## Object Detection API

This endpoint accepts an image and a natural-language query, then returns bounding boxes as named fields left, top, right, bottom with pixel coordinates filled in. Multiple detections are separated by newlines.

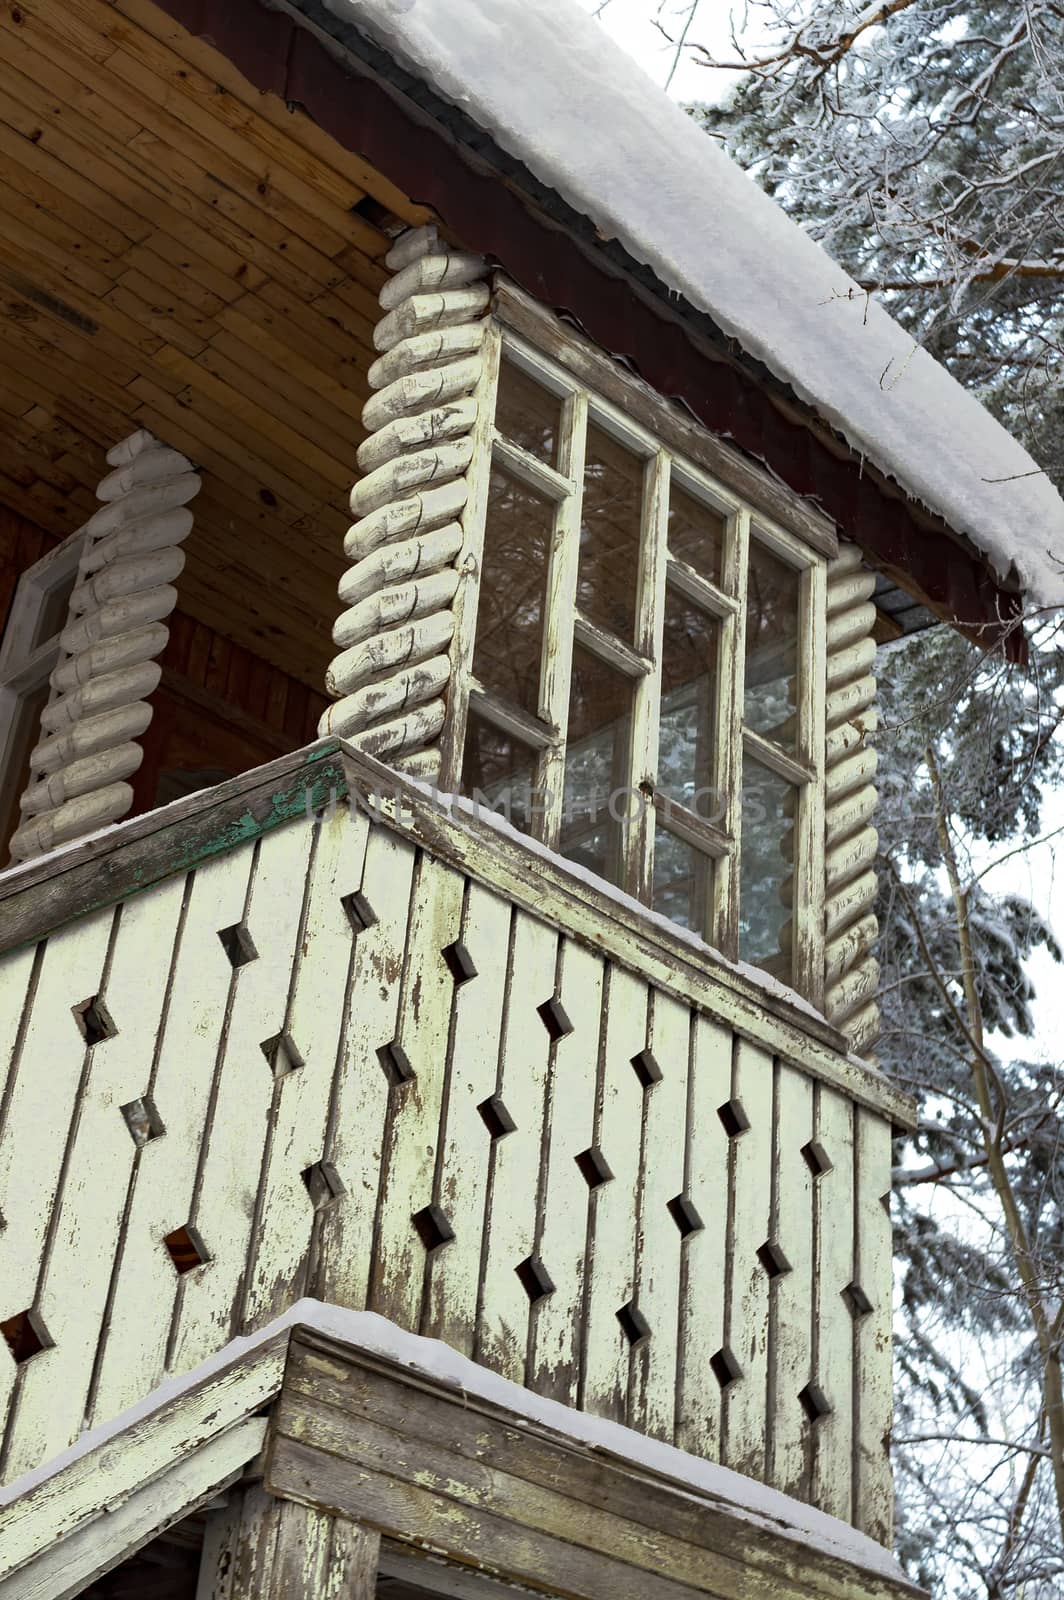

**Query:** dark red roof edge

left=156, top=0, right=1026, bottom=663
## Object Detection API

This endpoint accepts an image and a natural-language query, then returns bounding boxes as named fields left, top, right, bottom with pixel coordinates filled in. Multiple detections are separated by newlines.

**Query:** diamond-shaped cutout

left=72, top=994, right=116, bottom=1048
left=799, top=1381, right=833, bottom=1423
left=842, top=1281, right=874, bottom=1318
left=260, top=1031, right=304, bottom=1079
left=717, top=1098, right=750, bottom=1139
left=120, top=1095, right=165, bottom=1147
left=710, top=1346, right=742, bottom=1389
left=478, top=1094, right=516, bottom=1139
left=668, top=1193, right=704, bottom=1238
left=575, top=1146, right=613, bottom=1189
left=412, top=1204, right=454, bottom=1252
left=616, top=1301, right=651, bottom=1347
left=341, top=890, right=377, bottom=933
left=516, top=1255, right=555, bottom=1304
left=302, top=1161, right=346, bottom=1212
left=218, top=922, right=258, bottom=969
left=537, top=996, right=573, bottom=1041
left=378, top=1040, right=415, bottom=1087
left=163, top=1224, right=210, bottom=1275
left=630, top=1047, right=663, bottom=1089
left=1, top=1307, right=53, bottom=1365
left=801, top=1139, right=833, bottom=1178
left=757, top=1240, right=792, bottom=1279
left=443, top=940, right=478, bottom=984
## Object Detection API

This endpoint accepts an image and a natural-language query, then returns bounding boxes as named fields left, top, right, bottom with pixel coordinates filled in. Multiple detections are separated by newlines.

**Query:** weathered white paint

left=319, top=225, right=494, bottom=771
left=0, top=786, right=896, bottom=1536
left=823, top=544, right=880, bottom=1052
left=9, top=430, right=199, bottom=862
left=197, top=1484, right=379, bottom=1600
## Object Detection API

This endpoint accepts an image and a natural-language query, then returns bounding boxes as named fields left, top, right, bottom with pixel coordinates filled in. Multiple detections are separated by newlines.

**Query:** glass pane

left=652, top=824, right=713, bottom=937
left=745, top=538, right=801, bottom=748
left=739, top=756, right=796, bottom=982
left=473, top=467, right=552, bottom=716
left=31, top=570, right=78, bottom=649
left=2, top=680, right=50, bottom=862
left=495, top=359, right=562, bottom=466
left=668, top=483, right=726, bottom=587
left=460, top=712, right=538, bottom=835
left=577, top=423, right=644, bottom=643
left=658, top=591, right=722, bottom=823
left=560, top=646, right=633, bottom=887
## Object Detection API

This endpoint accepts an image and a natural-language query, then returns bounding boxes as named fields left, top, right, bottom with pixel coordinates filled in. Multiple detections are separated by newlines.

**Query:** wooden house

left=0, top=1, right=1062, bottom=1595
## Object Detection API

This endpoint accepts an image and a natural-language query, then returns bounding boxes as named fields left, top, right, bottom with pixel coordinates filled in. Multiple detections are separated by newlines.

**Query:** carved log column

left=196, top=1484, right=379, bottom=1600
left=823, top=542, right=880, bottom=1054
left=9, top=429, right=198, bottom=861
left=319, top=225, right=496, bottom=783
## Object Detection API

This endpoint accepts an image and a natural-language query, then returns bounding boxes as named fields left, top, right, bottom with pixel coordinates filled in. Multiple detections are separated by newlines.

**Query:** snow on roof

left=327, top=0, right=1064, bottom=607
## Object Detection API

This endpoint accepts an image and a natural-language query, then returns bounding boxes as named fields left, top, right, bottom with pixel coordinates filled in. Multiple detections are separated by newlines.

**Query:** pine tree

left=694, top=1, right=1064, bottom=486
left=670, top=5, right=1064, bottom=1587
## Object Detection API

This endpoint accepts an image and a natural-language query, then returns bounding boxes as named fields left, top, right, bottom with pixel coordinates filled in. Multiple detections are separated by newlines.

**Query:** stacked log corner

left=9, top=430, right=197, bottom=862
left=319, top=225, right=491, bottom=780
left=823, top=543, right=880, bottom=1054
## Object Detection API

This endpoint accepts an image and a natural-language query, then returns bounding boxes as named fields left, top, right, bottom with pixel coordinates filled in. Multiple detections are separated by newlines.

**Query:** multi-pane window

left=460, top=335, right=825, bottom=1001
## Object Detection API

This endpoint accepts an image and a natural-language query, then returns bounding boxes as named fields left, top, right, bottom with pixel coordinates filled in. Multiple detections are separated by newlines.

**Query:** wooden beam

left=0, top=1421, right=267, bottom=1600
left=196, top=1484, right=379, bottom=1600
left=264, top=1329, right=925, bottom=1600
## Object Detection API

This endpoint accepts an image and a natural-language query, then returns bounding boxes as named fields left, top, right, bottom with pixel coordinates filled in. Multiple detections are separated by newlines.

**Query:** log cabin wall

left=0, top=506, right=326, bottom=853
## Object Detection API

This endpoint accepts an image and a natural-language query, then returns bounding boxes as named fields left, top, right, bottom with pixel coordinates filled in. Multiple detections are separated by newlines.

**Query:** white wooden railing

left=0, top=741, right=908, bottom=1544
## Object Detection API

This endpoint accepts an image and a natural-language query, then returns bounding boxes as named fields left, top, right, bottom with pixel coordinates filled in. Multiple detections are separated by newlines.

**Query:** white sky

left=573, top=0, right=758, bottom=102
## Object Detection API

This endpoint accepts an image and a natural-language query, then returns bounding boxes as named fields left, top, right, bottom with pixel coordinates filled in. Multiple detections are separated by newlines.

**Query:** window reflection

left=668, top=484, right=726, bottom=587
left=739, top=756, right=795, bottom=981
left=460, top=712, right=538, bottom=834
left=578, top=424, right=644, bottom=642
left=473, top=468, right=552, bottom=716
left=653, top=824, right=713, bottom=936
left=658, top=591, right=720, bottom=821
left=745, top=539, right=800, bottom=749
left=560, top=646, right=632, bottom=887
left=495, top=360, right=562, bottom=465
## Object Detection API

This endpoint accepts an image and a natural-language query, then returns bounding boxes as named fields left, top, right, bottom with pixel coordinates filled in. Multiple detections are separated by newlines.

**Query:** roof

left=0, top=1299, right=920, bottom=1596
left=324, top=0, right=1064, bottom=610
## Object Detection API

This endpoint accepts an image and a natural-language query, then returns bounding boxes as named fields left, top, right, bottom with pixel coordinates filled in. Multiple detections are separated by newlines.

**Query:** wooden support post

left=196, top=1484, right=379, bottom=1600
left=319, top=224, right=497, bottom=781
left=9, top=429, right=199, bottom=862
left=822, top=542, right=880, bottom=1054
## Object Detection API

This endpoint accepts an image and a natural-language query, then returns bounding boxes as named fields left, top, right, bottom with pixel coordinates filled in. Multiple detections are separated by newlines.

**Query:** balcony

left=0, top=739, right=911, bottom=1544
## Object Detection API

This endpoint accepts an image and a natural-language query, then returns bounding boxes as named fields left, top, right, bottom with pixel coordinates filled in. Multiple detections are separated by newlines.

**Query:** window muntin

left=465, top=334, right=824, bottom=1000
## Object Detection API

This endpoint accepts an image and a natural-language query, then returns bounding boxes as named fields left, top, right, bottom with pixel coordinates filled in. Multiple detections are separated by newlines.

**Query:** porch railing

left=0, top=740, right=909, bottom=1543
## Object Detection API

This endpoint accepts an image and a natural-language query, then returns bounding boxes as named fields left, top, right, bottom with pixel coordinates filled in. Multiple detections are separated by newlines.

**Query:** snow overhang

left=316, top=0, right=1064, bottom=619
left=143, top=0, right=1055, bottom=655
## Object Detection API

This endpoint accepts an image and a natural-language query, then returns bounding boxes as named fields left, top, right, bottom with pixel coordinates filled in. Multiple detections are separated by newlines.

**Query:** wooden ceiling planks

left=0, top=0, right=431, bottom=690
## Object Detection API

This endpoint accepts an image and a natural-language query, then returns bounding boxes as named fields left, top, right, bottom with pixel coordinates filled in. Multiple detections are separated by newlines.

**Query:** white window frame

left=0, top=527, right=91, bottom=857
left=459, top=328, right=827, bottom=1005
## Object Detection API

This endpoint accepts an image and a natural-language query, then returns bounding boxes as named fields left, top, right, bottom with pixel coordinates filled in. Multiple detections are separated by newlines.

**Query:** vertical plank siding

left=0, top=801, right=894, bottom=1538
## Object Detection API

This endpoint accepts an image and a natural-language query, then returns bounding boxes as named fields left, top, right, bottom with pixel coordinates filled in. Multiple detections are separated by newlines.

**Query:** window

left=0, top=529, right=88, bottom=860
left=460, top=334, right=825, bottom=1001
